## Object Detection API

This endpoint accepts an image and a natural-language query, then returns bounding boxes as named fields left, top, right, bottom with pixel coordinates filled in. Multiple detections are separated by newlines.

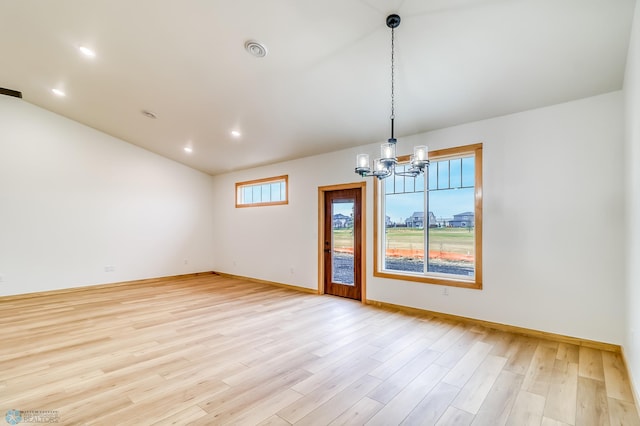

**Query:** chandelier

left=355, top=14, right=429, bottom=180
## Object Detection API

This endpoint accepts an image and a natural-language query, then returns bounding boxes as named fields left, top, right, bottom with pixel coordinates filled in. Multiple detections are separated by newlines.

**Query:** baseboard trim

left=213, top=271, right=318, bottom=294
left=366, top=299, right=621, bottom=353
left=0, top=271, right=216, bottom=302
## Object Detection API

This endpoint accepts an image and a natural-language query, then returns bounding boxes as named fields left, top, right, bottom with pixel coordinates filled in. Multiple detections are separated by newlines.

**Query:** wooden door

left=324, top=188, right=362, bottom=300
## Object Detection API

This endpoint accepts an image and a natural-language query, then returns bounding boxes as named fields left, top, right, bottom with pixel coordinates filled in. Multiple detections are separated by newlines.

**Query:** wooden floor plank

left=505, top=391, right=546, bottom=426
left=429, top=323, right=468, bottom=353
left=543, top=360, right=578, bottom=424
left=292, top=344, right=376, bottom=395
left=151, top=405, right=208, bottom=425
left=295, top=374, right=382, bottom=426
left=503, top=335, right=539, bottom=375
left=365, top=363, right=449, bottom=425
left=607, top=397, right=640, bottom=426
left=224, top=388, right=304, bottom=425
left=451, top=354, right=507, bottom=415
left=258, top=415, right=291, bottom=426
left=436, top=328, right=486, bottom=369
left=470, top=370, right=523, bottom=426
left=327, top=397, right=383, bottom=426
left=367, top=349, right=440, bottom=404
left=521, top=344, right=558, bottom=396
left=0, top=274, right=635, bottom=425
left=196, top=368, right=312, bottom=423
left=368, top=337, right=433, bottom=380
left=442, top=341, right=493, bottom=388
left=540, top=417, right=572, bottom=426
left=556, top=343, right=579, bottom=364
left=484, top=329, right=517, bottom=359
left=576, top=376, right=610, bottom=426
left=602, top=350, right=635, bottom=402
left=300, top=338, right=378, bottom=374
left=579, top=346, right=605, bottom=381
left=402, top=382, right=460, bottom=425
left=435, top=406, right=475, bottom=426
left=277, top=356, right=380, bottom=424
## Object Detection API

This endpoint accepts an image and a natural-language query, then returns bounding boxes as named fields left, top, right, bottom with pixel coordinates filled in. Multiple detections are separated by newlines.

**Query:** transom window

left=235, top=175, right=288, bottom=208
left=375, top=143, right=482, bottom=289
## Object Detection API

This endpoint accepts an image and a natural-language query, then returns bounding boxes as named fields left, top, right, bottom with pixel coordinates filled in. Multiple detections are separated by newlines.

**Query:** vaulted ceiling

left=1, top=0, right=635, bottom=175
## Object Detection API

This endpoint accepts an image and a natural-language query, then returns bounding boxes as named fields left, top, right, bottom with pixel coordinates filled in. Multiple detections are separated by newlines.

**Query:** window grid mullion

left=424, top=172, right=429, bottom=275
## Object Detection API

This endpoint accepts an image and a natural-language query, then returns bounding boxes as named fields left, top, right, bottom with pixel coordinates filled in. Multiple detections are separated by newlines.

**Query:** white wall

left=625, top=0, right=640, bottom=406
left=0, top=96, right=215, bottom=296
left=212, top=91, right=625, bottom=345
left=0, top=76, right=624, bottom=346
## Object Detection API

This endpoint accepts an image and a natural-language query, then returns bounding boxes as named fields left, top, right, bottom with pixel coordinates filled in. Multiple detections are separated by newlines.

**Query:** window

left=235, top=175, right=288, bottom=207
left=374, top=143, right=482, bottom=289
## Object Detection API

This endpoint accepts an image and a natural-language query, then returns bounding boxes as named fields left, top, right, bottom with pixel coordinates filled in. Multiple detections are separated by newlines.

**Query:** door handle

left=324, top=249, right=331, bottom=253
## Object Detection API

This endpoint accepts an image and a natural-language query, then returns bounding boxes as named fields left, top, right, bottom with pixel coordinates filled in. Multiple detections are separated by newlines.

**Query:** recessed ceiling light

left=184, top=147, right=193, bottom=153
left=51, top=88, right=66, bottom=97
left=78, top=46, right=96, bottom=58
left=141, top=110, right=157, bottom=119
left=231, top=130, right=241, bottom=138
left=244, top=40, right=268, bottom=58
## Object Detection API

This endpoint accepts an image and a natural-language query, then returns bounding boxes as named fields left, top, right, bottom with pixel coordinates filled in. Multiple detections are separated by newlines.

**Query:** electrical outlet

left=104, top=265, right=115, bottom=272
left=184, top=259, right=189, bottom=265
left=442, top=287, right=449, bottom=296
left=0, top=274, right=4, bottom=283
left=289, top=267, right=295, bottom=275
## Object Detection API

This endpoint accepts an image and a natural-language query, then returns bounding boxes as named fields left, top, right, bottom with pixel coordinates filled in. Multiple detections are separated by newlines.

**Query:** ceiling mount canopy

left=355, top=13, right=429, bottom=180
left=386, top=13, right=401, bottom=29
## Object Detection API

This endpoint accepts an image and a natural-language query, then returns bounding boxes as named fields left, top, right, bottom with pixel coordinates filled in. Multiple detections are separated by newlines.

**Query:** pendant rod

left=390, top=23, right=396, bottom=143
left=390, top=117, right=395, bottom=141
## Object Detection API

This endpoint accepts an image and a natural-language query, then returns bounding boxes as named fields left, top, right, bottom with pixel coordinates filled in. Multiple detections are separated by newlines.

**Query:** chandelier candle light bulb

left=381, top=143, right=395, bottom=160
left=357, top=153, right=370, bottom=170
left=414, top=146, right=428, bottom=161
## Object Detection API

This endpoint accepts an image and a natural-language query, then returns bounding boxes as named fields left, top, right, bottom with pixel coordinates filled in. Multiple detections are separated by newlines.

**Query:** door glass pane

left=332, top=199, right=354, bottom=285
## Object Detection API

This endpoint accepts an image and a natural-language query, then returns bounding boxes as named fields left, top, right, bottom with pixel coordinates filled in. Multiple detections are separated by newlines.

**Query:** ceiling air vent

left=0, top=87, right=23, bottom=98
left=244, top=40, right=267, bottom=58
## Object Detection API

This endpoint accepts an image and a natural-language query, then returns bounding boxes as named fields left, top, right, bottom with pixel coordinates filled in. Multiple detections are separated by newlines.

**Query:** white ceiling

left=1, top=0, right=635, bottom=175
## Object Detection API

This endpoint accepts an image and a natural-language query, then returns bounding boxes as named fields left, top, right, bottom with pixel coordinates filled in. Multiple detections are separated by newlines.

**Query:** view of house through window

left=331, top=201, right=355, bottom=285
left=377, top=144, right=482, bottom=287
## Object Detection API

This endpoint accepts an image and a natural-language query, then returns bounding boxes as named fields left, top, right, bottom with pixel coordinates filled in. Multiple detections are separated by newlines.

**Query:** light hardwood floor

left=1, top=274, right=638, bottom=425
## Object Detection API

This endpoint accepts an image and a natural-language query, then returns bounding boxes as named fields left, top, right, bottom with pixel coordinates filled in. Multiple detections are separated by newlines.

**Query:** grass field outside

left=332, top=227, right=475, bottom=273
left=333, top=227, right=473, bottom=255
